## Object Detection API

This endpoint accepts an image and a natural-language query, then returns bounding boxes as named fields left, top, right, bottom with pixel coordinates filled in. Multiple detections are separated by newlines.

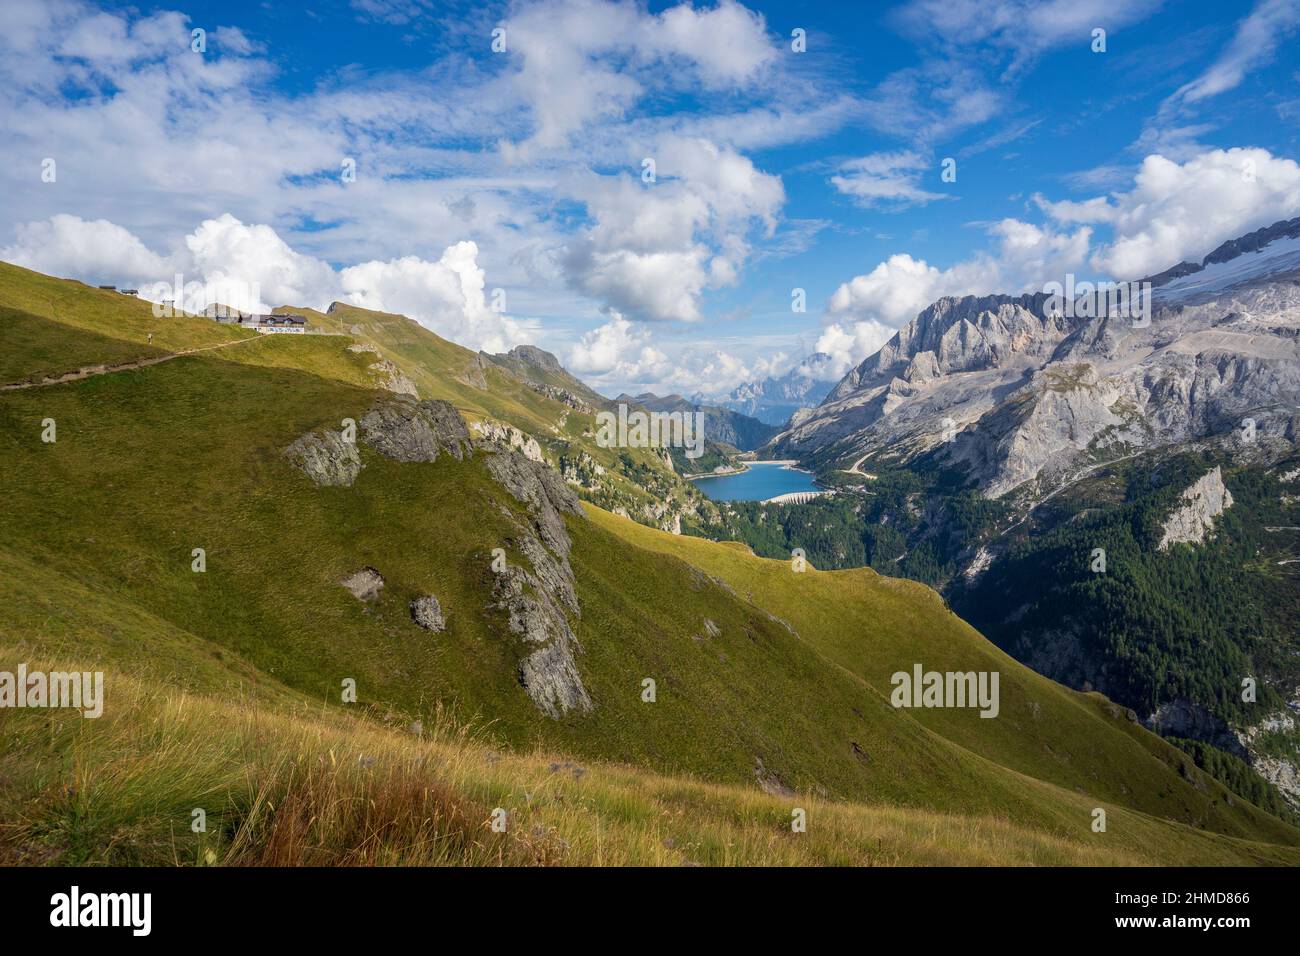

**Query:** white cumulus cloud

left=830, top=151, right=949, bottom=209
left=563, top=136, right=784, bottom=323
left=1087, top=148, right=1300, bottom=278
left=1, top=214, right=174, bottom=284
left=4, top=212, right=532, bottom=352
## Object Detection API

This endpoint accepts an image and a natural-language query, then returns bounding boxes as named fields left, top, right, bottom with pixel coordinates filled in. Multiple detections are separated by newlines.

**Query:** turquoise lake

left=690, top=461, right=821, bottom=502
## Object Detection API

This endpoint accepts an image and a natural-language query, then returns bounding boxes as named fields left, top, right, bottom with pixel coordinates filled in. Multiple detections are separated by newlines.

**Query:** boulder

left=341, top=567, right=385, bottom=601
left=410, top=595, right=446, bottom=632
left=283, top=428, right=362, bottom=487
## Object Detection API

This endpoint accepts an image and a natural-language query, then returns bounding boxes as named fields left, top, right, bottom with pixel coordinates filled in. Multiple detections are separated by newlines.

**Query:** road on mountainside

left=840, top=452, right=878, bottom=478
left=997, top=450, right=1147, bottom=538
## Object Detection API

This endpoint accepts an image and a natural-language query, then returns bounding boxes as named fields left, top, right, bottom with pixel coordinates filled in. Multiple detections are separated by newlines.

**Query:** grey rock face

left=1158, top=466, right=1234, bottom=550
left=1146, top=700, right=1247, bottom=758
left=368, top=359, right=418, bottom=397
left=472, top=420, right=544, bottom=462
left=773, top=272, right=1300, bottom=501
left=341, top=567, right=385, bottom=601
left=485, top=449, right=583, bottom=558
left=361, top=398, right=473, bottom=463
left=459, top=354, right=489, bottom=390
left=492, top=555, right=591, bottom=718
left=504, top=344, right=564, bottom=374
left=752, top=756, right=795, bottom=797
left=1237, top=709, right=1300, bottom=807
left=283, top=428, right=362, bottom=487
left=285, top=398, right=472, bottom=486
left=410, top=595, right=446, bottom=631
left=485, top=449, right=592, bottom=718
left=514, top=617, right=592, bottom=716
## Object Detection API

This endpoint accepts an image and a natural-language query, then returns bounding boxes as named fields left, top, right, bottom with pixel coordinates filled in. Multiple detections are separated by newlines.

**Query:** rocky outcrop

left=283, top=428, right=362, bottom=487
left=962, top=546, right=994, bottom=582
left=695, top=618, right=720, bottom=640
left=345, top=343, right=417, bottom=394
left=472, top=420, right=544, bottom=462
left=368, top=359, right=418, bottom=397
left=458, top=354, right=489, bottom=390
left=1235, top=709, right=1300, bottom=807
left=1250, top=755, right=1300, bottom=808
left=503, top=344, right=564, bottom=374
left=360, top=398, right=472, bottom=463
left=752, top=756, right=795, bottom=797
left=410, top=595, right=446, bottom=632
left=486, top=450, right=583, bottom=557
left=486, top=449, right=592, bottom=718
left=1158, top=466, right=1233, bottom=550
left=341, top=567, right=385, bottom=602
left=285, top=398, right=472, bottom=486
left=1145, top=699, right=1247, bottom=757
left=287, top=396, right=591, bottom=716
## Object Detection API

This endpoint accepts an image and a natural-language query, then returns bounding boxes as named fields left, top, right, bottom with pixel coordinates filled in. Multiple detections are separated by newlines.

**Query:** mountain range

left=612, top=391, right=779, bottom=452
left=720, top=352, right=838, bottom=426
left=4, top=256, right=1298, bottom=865
left=731, top=218, right=1300, bottom=809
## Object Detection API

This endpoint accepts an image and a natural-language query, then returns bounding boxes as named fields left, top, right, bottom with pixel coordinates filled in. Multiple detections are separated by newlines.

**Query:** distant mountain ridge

left=1144, top=216, right=1300, bottom=288
left=612, top=391, right=779, bottom=451
left=770, top=221, right=1300, bottom=499
left=742, top=221, right=1300, bottom=806
left=721, top=352, right=837, bottom=426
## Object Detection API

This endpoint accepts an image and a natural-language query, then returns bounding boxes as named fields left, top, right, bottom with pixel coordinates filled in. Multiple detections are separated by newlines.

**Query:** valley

left=708, top=220, right=1300, bottom=820
left=3, top=259, right=1298, bottom=866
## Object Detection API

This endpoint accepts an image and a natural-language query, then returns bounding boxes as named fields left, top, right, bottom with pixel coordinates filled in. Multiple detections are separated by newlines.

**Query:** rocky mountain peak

left=771, top=222, right=1300, bottom=501
left=827, top=293, right=1075, bottom=404
left=505, top=344, right=564, bottom=373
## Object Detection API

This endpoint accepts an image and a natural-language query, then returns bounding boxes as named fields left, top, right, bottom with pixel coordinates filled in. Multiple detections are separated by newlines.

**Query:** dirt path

left=0, top=335, right=264, bottom=392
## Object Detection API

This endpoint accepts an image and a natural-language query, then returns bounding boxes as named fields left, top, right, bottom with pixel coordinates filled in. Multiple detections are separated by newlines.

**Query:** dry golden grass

left=0, top=655, right=1230, bottom=867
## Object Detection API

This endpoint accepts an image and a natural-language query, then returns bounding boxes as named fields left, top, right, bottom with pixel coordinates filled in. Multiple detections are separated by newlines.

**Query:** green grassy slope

left=290, top=299, right=711, bottom=526
left=0, top=306, right=169, bottom=385
left=0, top=262, right=249, bottom=355
left=0, top=262, right=709, bottom=532
left=587, top=509, right=1300, bottom=845
left=2, top=262, right=1299, bottom=865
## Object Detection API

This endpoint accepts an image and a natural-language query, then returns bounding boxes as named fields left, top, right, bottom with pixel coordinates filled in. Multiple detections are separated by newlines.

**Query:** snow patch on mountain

left=1157, top=234, right=1300, bottom=302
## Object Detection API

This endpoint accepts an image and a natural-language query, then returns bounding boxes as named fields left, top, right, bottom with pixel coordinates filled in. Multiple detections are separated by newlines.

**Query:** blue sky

left=3, top=0, right=1299, bottom=398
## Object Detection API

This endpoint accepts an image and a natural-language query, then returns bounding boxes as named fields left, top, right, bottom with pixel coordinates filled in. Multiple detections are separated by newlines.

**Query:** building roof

left=241, top=313, right=307, bottom=325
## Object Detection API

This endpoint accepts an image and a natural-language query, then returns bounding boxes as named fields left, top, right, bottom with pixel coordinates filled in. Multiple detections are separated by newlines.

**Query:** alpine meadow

left=2, top=0, right=1300, bottom=938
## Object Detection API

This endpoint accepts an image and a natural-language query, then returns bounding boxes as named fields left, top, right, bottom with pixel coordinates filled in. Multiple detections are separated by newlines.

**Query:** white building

left=242, top=314, right=307, bottom=334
